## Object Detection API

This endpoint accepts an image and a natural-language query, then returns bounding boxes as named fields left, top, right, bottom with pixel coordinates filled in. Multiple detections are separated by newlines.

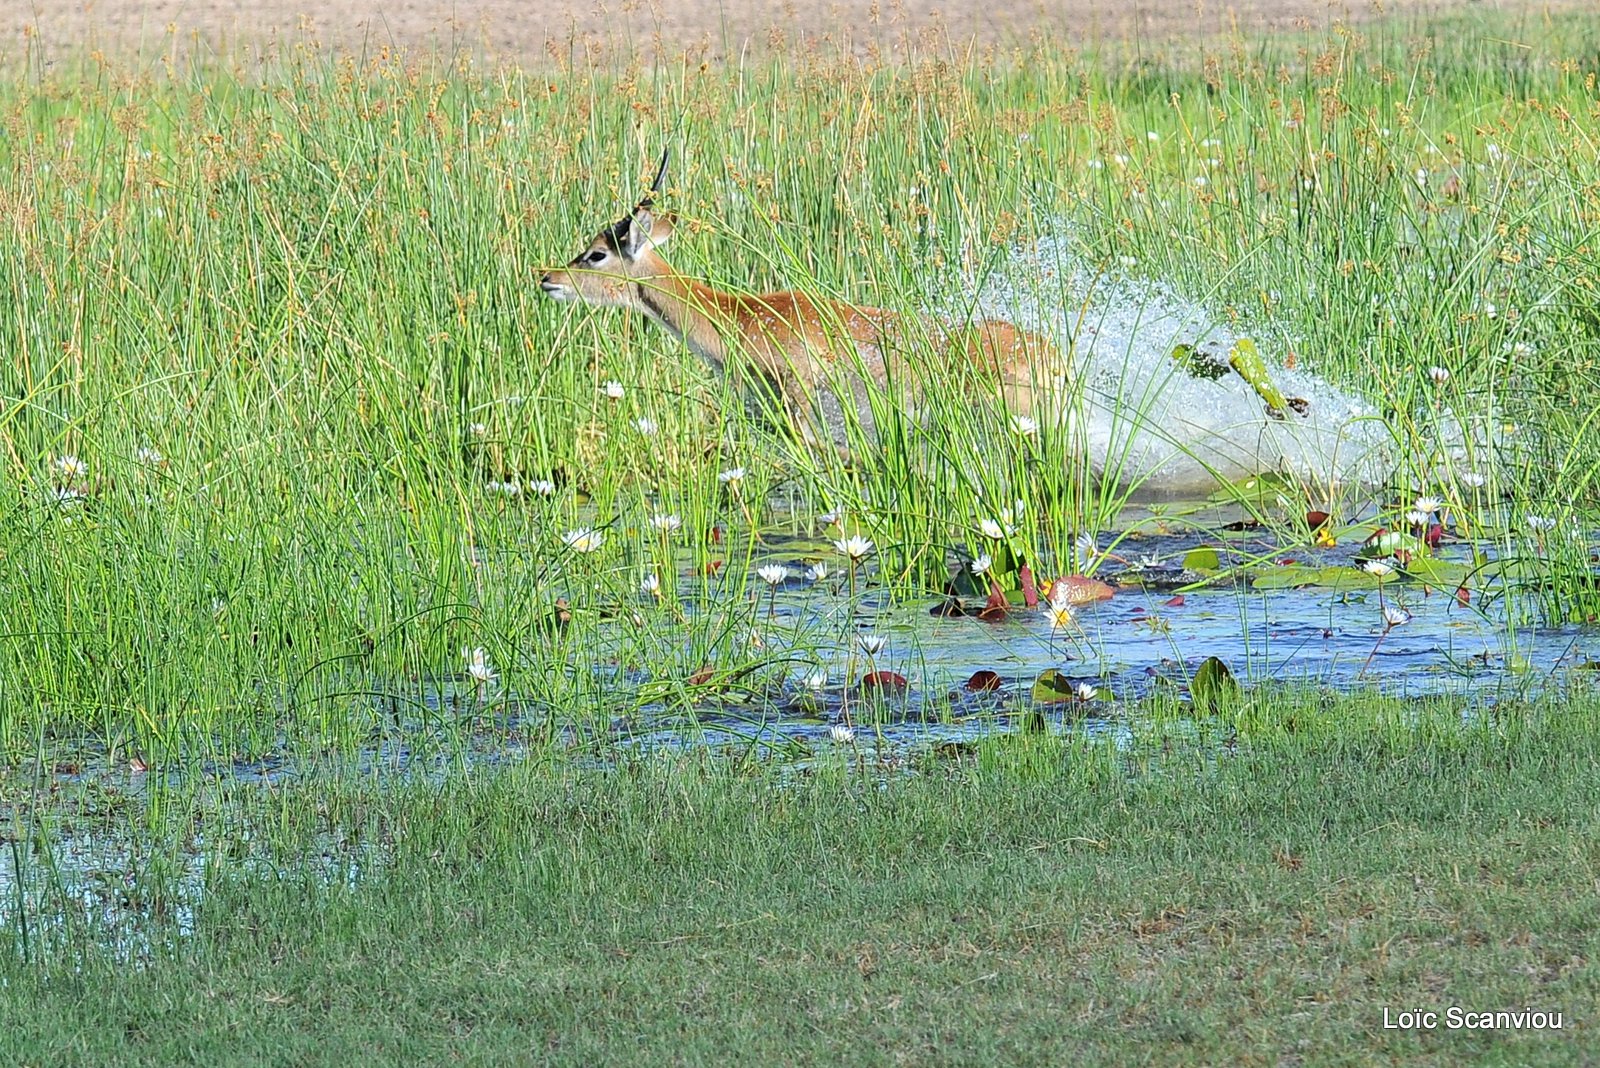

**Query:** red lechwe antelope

left=539, top=151, right=1064, bottom=452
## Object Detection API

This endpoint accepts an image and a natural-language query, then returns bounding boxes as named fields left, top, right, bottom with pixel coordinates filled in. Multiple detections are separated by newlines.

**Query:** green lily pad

left=1229, top=338, right=1293, bottom=417
left=1251, top=565, right=1319, bottom=590
left=1182, top=546, right=1222, bottom=571
left=1402, top=558, right=1472, bottom=587
left=1253, top=565, right=1382, bottom=590
left=1356, top=531, right=1426, bottom=559
left=1171, top=343, right=1231, bottom=381
left=1031, top=668, right=1077, bottom=704
left=1206, top=470, right=1298, bottom=505
left=1191, top=656, right=1241, bottom=715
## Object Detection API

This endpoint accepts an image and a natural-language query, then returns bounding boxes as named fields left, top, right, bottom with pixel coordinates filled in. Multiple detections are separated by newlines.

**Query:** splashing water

left=970, top=228, right=1393, bottom=496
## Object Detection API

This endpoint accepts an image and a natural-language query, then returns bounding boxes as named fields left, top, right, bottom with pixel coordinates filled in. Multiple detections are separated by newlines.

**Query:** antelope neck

left=630, top=268, right=733, bottom=369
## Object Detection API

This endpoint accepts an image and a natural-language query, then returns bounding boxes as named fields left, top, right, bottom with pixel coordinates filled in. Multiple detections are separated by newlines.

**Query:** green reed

left=0, top=10, right=1596, bottom=754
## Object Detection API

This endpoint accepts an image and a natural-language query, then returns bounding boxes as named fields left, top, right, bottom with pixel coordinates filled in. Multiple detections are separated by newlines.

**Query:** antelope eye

left=584, top=250, right=608, bottom=264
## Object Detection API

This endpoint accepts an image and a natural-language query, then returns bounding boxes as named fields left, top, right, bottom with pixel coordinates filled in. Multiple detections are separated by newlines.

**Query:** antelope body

left=540, top=154, right=1062, bottom=450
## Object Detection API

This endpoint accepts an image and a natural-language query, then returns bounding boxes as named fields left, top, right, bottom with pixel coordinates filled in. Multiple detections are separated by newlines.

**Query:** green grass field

left=2, top=8, right=1600, bottom=1064
left=4, top=691, right=1599, bottom=1065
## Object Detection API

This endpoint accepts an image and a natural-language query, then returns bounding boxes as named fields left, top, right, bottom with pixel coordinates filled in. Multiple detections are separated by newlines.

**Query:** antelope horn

left=638, top=147, right=670, bottom=211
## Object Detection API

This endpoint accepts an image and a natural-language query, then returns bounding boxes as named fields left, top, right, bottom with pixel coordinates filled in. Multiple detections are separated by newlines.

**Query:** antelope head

left=540, top=149, right=677, bottom=310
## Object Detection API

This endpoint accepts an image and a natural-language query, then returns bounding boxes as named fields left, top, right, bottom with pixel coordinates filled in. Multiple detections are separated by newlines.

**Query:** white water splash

left=970, top=229, right=1394, bottom=495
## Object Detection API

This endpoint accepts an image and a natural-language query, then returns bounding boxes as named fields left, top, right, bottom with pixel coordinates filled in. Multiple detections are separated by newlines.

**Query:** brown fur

left=540, top=207, right=1060, bottom=443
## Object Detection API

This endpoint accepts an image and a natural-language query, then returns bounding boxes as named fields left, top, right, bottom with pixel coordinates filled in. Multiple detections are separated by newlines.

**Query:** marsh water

left=5, top=236, right=1598, bottom=956
left=5, top=496, right=1598, bottom=958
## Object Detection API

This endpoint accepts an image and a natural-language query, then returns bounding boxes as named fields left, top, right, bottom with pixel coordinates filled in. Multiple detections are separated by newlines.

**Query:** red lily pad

left=1165, top=594, right=1186, bottom=607
left=978, top=582, right=1012, bottom=622
left=1044, top=575, right=1114, bottom=605
left=964, top=669, right=1003, bottom=692
left=862, top=671, right=908, bottom=693
left=1019, top=564, right=1039, bottom=608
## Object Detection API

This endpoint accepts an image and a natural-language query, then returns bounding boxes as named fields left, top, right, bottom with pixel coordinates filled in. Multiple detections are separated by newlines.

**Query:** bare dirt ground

left=0, top=0, right=1576, bottom=63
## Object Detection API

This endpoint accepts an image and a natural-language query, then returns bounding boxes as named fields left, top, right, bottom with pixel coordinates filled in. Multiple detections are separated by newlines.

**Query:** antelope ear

left=623, top=208, right=674, bottom=258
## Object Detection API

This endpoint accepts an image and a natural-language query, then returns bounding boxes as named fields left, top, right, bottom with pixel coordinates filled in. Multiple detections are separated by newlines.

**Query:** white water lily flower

left=829, top=724, right=856, bottom=743
left=978, top=518, right=1008, bottom=540
left=803, top=670, right=828, bottom=692
left=1460, top=472, right=1486, bottom=489
left=640, top=572, right=661, bottom=596
left=969, top=554, right=993, bottom=576
left=462, top=646, right=497, bottom=686
left=562, top=528, right=604, bottom=553
left=650, top=513, right=683, bottom=534
left=1011, top=414, right=1039, bottom=437
left=53, top=454, right=87, bottom=481
left=819, top=509, right=844, bottom=527
left=1045, top=603, right=1075, bottom=631
left=468, top=422, right=488, bottom=439
left=1074, top=532, right=1098, bottom=569
left=51, top=485, right=87, bottom=505
left=1075, top=682, right=1098, bottom=700
left=530, top=479, right=557, bottom=497
left=1362, top=559, right=1395, bottom=577
left=1382, top=604, right=1412, bottom=628
left=806, top=561, right=830, bottom=583
left=1427, top=366, right=1450, bottom=385
left=601, top=380, right=625, bottom=400
left=1405, top=510, right=1430, bottom=528
left=1413, top=496, right=1442, bottom=514
left=135, top=446, right=165, bottom=466
left=834, top=536, right=874, bottom=562
left=757, top=564, right=788, bottom=586
left=856, top=634, right=886, bottom=657
left=717, top=467, right=746, bottom=486
left=1526, top=515, right=1557, bottom=532
left=633, top=417, right=658, bottom=436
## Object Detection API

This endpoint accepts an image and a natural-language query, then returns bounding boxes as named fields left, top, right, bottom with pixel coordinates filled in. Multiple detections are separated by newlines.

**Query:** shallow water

left=4, top=502, right=1595, bottom=955
left=615, top=512, right=1597, bottom=750
left=0, top=814, right=373, bottom=963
